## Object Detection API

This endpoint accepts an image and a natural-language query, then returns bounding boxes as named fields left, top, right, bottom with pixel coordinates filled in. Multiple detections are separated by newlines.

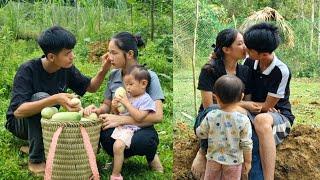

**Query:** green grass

left=173, top=69, right=320, bottom=127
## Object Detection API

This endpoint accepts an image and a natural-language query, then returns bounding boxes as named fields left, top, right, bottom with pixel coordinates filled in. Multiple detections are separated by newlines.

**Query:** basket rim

left=41, top=118, right=102, bottom=127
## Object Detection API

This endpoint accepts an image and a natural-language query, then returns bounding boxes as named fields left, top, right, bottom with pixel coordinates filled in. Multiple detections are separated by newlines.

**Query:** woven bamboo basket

left=41, top=118, right=101, bottom=180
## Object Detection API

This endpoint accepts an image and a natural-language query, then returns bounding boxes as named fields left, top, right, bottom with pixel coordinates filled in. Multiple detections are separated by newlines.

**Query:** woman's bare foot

left=191, top=149, right=206, bottom=180
left=149, top=154, right=164, bottom=173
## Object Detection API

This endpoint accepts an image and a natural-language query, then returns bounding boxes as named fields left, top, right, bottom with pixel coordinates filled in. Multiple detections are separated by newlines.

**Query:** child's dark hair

left=244, top=22, right=280, bottom=53
left=214, top=75, right=244, bottom=104
left=203, top=28, right=239, bottom=72
left=112, top=32, right=145, bottom=60
left=127, top=64, right=151, bottom=89
left=37, top=26, right=76, bottom=57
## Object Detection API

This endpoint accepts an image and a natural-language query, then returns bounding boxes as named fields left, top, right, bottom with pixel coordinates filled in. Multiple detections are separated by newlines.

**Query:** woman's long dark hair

left=112, top=32, right=145, bottom=60
left=203, top=28, right=239, bottom=72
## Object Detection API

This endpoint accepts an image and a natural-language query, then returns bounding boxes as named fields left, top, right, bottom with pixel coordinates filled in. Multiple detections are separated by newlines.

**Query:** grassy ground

left=173, top=68, right=320, bottom=126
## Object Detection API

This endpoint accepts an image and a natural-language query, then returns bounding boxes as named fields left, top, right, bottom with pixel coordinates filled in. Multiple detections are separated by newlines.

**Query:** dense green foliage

left=0, top=0, right=172, bottom=179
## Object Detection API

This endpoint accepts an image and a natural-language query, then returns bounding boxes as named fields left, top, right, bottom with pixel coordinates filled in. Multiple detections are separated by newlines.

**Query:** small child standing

left=196, top=75, right=252, bottom=180
left=110, top=65, right=156, bottom=180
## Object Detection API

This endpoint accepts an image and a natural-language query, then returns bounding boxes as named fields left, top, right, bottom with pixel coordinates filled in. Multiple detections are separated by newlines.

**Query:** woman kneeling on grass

left=84, top=32, right=164, bottom=179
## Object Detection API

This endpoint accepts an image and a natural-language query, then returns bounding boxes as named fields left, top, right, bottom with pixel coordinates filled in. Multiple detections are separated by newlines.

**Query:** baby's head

left=214, top=75, right=244, bottom=105
left=123, top=65, right=151, bottom=97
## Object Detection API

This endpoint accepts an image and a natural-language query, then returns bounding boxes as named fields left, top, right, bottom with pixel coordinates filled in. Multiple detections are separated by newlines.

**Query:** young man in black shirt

left=243, top=23, right=294, bottom=180
left=6, top=26, right=111, bottom=174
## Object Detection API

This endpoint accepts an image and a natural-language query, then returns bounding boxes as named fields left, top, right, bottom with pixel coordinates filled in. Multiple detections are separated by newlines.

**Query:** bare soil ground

left=88, top=41, right=108, bottom=63
left=173, top=122, right=320, bottom=180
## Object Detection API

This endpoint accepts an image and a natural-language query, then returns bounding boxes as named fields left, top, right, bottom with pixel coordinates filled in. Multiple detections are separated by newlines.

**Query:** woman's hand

left=268, top=107, right=280, bottom=113
left=111, top=99, right=119, bottom=109
left=110, top=99, right=120, bottom=114
left=99, top=113, right=122, bottom=130
left=84, top=104, right=99, bottom=116
left=201, top=91, right=214, bottom=109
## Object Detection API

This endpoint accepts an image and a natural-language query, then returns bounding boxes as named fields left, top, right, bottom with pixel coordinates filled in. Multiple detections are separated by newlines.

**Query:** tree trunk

left=150, top=0, right=155, bottom=41
left=310, top=0, right=315, bottom=51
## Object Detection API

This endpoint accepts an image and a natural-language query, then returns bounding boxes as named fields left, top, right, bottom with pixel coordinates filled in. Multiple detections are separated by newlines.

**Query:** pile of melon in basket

left=40, top=96, right=98, bottom=122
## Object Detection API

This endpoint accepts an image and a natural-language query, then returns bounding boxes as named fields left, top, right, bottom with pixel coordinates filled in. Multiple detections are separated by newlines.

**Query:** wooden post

left=310, top=0, right=315, bottom=51
left=192, top=0, right=199, bottom=116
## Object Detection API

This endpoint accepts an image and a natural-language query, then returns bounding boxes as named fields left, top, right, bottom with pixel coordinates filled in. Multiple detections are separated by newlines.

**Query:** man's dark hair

left=244, top=22, right=280, bottom=53
left=214, top=75, right=244, bottom=104
left=127, top=64, right=151, bottom=89
left=37, top=26, right=76, bottom=57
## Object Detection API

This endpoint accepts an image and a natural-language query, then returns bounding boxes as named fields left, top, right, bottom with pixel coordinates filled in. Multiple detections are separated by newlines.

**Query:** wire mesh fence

left=174, top=0, right=320, bottom=76
left=174, top=0, right=237, bottom=69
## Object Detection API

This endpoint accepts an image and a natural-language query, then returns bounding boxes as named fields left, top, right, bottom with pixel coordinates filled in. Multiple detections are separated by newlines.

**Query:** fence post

left=192, top=0, right=199, bottom=116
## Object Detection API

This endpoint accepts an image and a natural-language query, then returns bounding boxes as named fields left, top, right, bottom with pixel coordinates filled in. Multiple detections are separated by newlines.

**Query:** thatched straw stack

left=240, top=7, right=295, bottom=48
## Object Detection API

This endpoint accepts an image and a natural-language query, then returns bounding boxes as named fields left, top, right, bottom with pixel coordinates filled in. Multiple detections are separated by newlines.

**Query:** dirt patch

left=174, top=122, right=320, bottom=180
left=88, top=41, right=109, bottom=63
left=276, top=124, right=320, bottom=179
left=173, top=122, right=199, bottom=180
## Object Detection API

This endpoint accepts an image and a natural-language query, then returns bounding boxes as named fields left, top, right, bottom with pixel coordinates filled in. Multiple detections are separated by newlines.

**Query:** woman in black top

left=191, top=28, right=260, bottom=179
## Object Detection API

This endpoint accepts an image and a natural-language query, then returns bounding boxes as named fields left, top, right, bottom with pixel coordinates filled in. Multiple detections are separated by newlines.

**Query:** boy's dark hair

left=244, top=22, right=280, bottom=53
left=37, top=26, right=76, bottom=57
left=214, top=75, right=244, bottom=104
left=127, top=64, right=151, bottom=89
left=112, top=32, right=145, bottom=60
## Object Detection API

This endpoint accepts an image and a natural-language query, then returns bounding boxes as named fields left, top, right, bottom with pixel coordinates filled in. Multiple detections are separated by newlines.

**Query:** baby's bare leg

left=112, top=140, right=126, bottom=176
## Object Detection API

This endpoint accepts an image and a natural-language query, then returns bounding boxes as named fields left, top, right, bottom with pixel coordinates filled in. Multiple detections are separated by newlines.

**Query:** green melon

left=51, top=112, right=81, bottom=121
